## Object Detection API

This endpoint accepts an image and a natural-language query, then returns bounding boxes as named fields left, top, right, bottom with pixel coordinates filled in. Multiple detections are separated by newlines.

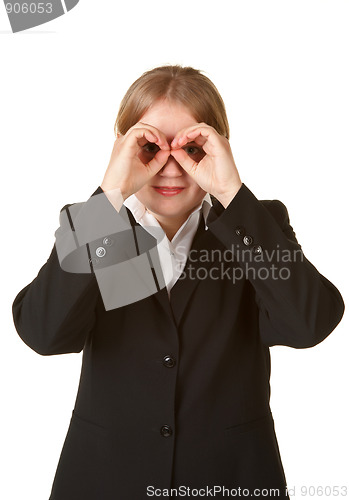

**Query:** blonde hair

left=115, top=65, right=230, bottom=139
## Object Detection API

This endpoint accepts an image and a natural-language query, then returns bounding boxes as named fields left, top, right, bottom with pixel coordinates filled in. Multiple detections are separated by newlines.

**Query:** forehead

left=139, top=100, right=198, bottom=139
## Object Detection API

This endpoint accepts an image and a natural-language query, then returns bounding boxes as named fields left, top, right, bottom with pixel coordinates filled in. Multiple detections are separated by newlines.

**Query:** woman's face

left=134, top=100, right=207, bottom=224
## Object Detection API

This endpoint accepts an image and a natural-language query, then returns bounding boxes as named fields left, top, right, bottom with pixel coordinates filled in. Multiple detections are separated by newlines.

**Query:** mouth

left=152, top=186, right=185, bottom=197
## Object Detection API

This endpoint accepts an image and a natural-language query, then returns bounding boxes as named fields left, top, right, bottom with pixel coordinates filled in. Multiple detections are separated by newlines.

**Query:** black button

left=163, top=355, right=176, bottom=368
left=252, top=245, right=262, bottom=254
left=160, top=425, right=173, bottom=437
left=235, top=226, right=245, bottom=236
left=243, top=235, right=253, bottom=246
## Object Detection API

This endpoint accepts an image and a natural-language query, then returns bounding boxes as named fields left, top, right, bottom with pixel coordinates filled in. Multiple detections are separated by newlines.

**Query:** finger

left=170, top=149, right=199, bottom=177
left=124, top=128, right=161, bottom=156
left=131, top=123, right=170, bottom=150
left=184, top=127, right=217, bottom=146
left=146, top=149, right=171, bottom=176
left=129, top=127, right=158, bottom=144
left=180, top=128, right=221, bottom=157
left=171, top=134, right=207, bottom=150
left=185, top=135, right=207, bottom=147
left=171, top=123, right=211, bottom=148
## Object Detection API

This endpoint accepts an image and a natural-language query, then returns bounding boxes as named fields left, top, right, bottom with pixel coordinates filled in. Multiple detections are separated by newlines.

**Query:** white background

left=1, top=1, right=348, bottom=499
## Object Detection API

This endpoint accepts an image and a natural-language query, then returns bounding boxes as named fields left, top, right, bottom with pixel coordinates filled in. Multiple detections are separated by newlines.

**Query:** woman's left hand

left=170, top=124, right=242, bottom=208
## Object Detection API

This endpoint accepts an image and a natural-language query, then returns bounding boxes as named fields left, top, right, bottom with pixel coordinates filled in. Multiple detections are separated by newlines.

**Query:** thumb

left=146, top=149, right=171, bottom=176
left=170, top=149, right=198, bottom=177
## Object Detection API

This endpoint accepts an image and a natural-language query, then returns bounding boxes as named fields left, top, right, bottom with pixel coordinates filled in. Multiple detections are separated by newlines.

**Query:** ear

left=116, top=132, right=122, bottom=139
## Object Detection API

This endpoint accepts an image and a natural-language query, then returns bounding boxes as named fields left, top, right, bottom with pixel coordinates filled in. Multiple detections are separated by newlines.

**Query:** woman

left=12, top=65, right=345, bottom=499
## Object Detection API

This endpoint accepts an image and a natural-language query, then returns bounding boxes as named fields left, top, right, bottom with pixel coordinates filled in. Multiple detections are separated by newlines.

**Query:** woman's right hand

left=100, top=123, right=170, bottom=200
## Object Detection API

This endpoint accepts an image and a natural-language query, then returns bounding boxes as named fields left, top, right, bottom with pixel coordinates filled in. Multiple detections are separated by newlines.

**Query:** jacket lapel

left=168, top=213, right=222, bottom=326
left=124, top=207, right=175, bottom=322
left=124, top=201, right=225, bottom=327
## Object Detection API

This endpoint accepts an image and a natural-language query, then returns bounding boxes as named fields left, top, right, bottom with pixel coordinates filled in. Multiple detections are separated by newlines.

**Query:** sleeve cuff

left=207, top=183, right=301, bottom=261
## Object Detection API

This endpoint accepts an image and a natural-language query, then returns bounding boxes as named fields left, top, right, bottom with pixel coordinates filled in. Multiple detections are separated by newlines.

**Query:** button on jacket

left=12, top=183, right=345, bottom=500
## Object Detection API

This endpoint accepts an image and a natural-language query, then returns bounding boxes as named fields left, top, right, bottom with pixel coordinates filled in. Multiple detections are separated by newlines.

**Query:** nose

left=159, top=155, right=183, bottom=177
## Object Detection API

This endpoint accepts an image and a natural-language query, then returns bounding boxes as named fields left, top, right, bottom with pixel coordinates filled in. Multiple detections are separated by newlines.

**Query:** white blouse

left=123, top=193, right=212, bottom=297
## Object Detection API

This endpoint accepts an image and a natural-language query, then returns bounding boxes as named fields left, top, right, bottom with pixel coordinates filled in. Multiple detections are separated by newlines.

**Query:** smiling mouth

left=153, top=186, right=185, bottom=196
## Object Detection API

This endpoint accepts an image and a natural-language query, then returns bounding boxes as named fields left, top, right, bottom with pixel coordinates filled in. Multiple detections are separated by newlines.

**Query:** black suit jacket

left=12, top=183, right=345, bottom=499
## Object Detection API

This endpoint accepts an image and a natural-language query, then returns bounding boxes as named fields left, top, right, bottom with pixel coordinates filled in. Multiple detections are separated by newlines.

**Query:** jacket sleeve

left=12, top=244, right=100, bottom=356
left=12, top=186, right=163, bottom=356
left=207, top=183, right=345, bottom=348
left=11, top=187, right=109, bottom=356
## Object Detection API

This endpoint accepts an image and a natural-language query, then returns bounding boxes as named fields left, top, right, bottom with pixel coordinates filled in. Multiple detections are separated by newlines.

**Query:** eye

left=138, top=142, right=161, bottom=165
left=143, top=142, right=160, bottom=154
left=183, top=145, right=201, bottom=155
left=182, top=144, right=206, bottom=161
